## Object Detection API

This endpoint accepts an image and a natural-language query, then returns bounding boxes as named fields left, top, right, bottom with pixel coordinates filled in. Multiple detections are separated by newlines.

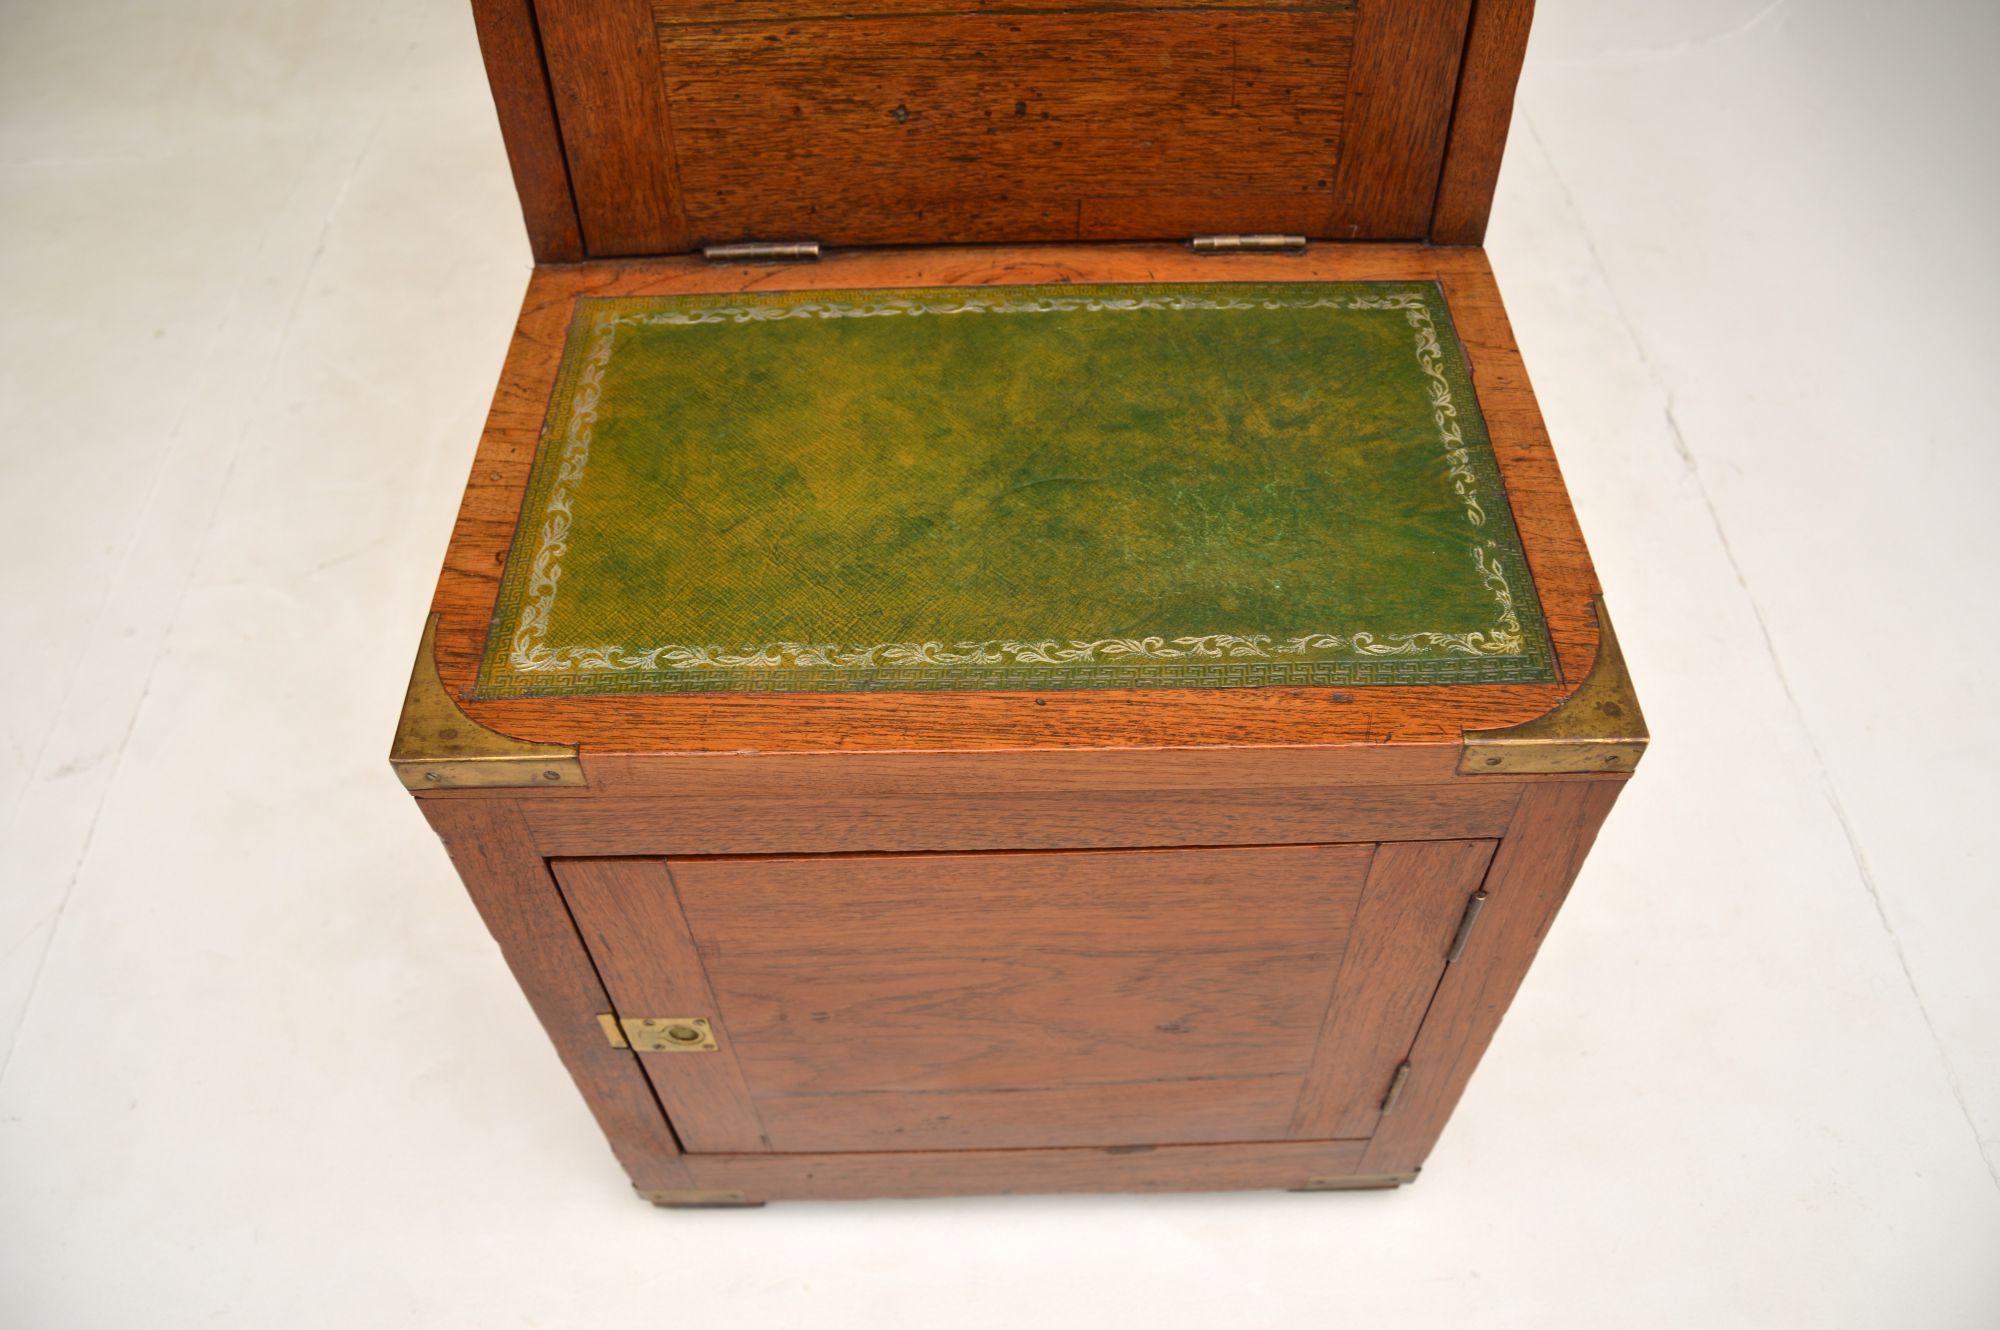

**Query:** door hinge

left=1379, top=1061, right=1412, bottom=1114
left=1190, top=234, right=1306, bottom=254
left=702, top=240, right=821, bottom=263
left=599, top=1014, right=718, bottom=1052
left=1445, top=888, right=1489, bottom=963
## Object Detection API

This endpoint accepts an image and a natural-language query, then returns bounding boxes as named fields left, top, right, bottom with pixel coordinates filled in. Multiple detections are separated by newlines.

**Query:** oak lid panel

left=528, top=0, right=1475, bottom=254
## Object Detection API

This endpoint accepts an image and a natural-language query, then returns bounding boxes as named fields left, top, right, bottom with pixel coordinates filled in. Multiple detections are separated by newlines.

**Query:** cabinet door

left=555, top=840, right=1491, bottom=1154
left=530, top=0, right=1474, bottom=253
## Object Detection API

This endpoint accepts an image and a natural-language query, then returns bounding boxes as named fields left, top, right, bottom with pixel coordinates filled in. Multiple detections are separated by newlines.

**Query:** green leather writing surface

left=476, top=282, right=1554, bottom=697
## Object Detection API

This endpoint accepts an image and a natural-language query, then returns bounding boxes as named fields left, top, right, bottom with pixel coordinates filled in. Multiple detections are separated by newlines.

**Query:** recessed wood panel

left=669, top=845, right=1367, bottom=1151
left=658, top=9, right=1353, bottom=247
left=684, top=914, right=1362, bottom=1096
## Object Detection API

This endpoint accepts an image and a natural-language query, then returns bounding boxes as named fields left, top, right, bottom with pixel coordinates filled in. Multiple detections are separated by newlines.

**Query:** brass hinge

left=1190, top=234, right=1306, bottom=254
left=601, top=1015, right=718, bottom=1052
left=1445, top=889, right=1489, bottom=963
left=702, top=240, right=821, bottom=263
left=1461, top=596, right=1648, bottom=776
left=389, top=613, right=584, bottom=790
left=1379, top=1061, right=1412, bottom=1114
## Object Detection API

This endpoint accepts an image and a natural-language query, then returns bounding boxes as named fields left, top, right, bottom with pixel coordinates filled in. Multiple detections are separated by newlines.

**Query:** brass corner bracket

left=638, top=1188, right=762, bottom=1209
left=1460, top=597, right=1648, bottom=776
left=389, top=613, right=584, bottom=791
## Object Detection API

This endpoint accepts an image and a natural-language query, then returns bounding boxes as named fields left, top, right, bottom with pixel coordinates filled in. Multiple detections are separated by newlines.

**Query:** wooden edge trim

left=670, top=1138, right=1374, bottom=1203
left=391, top=612, right=585, bottom=790
left=1429, top=0, right=1535, bottom=246
left=640, top=1170, right=1418, bottom=1206
left=1459, top=596, right=1646, bottom=776
left=470, top=0, right=586, bottom=262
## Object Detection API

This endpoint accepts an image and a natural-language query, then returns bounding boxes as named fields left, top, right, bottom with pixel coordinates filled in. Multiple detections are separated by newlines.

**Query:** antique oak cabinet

left=393, top=0, right=1646, bottom=1205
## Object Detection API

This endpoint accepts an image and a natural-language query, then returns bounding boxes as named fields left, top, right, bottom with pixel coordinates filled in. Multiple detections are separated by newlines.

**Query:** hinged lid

left=411, top=242, right=1622, bottom=760
left=471, top=0, right=1535, bottom=261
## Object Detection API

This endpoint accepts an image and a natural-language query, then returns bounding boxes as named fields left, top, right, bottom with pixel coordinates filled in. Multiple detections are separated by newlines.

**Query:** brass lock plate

left=619, top=1017, right=718, bottom=1053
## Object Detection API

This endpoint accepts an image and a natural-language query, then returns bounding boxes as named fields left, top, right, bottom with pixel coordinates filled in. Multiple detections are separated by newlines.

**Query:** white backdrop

left=2, top=1, right=1996, bottom=1325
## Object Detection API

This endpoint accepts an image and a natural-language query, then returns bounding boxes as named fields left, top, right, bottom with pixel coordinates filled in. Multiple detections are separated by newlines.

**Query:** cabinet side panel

left=419, top=798, right=688, bottom=1189
left=1326, top=0, right=1472, bottom=236
left=1358, top=779, right=1625, bottom=1175
left=470, top=0, right=585, bottom=261
left=532, top=0, right=690, bottom=254
left=1429, top=0, right=1534, bottom=245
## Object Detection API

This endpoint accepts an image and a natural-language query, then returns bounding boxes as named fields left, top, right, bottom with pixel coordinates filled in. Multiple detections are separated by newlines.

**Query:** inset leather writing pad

left=478, top=281, right=1554, bottom=697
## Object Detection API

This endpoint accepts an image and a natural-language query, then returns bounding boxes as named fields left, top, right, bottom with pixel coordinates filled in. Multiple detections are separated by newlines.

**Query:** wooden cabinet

left=556, top=841, right=1492, bottom=1154
left=400, top=0, right=1645, bottom=1204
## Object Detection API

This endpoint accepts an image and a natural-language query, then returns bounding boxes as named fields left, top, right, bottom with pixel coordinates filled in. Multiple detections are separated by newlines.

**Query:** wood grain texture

left=1290, top=838, right=1496, bottom=1138
left=418, top=801, right=688, bottom=1189
left=518, top=782, right=1522, bottom=857
left=1430, top=0, right=1535, bottom=245
left=672, top=845, right=1369, bottom=1090
left=531, top=0, right=689, bottom=255
left=656, top=8, right=1353, bottom=248
left=1358, top=780, right=1624, bottom=1175
left=594, top=845, right=1372, bottom=1152
left=659, top=0, right=1354, bottom=17
left=552, top=858, right=771, bottom=1152
left=517, top=1, right=1476, bottom=250
left=427, top=243, right=1603, bottom=758
left=753, top=1078, right=1309, bottom=1152
left=678, top=1138, right=1372, bottom=1201
left=570, top=747, right=1477, bottom=797
left=1324, top=0, right=1472, bottom=237
left=470, top=0, right=584, bottom=261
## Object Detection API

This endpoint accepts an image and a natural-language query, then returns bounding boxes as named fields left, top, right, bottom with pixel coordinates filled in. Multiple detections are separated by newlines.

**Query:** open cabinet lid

left=472, top=0, right=1535, bottom=261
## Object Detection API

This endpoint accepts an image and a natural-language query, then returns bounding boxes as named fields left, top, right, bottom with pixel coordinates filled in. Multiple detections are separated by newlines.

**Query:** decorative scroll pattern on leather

left=476, top=281, right=1555, bottom=697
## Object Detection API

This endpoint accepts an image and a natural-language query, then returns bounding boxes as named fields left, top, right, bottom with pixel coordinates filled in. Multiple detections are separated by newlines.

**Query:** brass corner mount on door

left=1460, top=597, right=1648, bottom=776
left=390, top=613, right=584, bottom=791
